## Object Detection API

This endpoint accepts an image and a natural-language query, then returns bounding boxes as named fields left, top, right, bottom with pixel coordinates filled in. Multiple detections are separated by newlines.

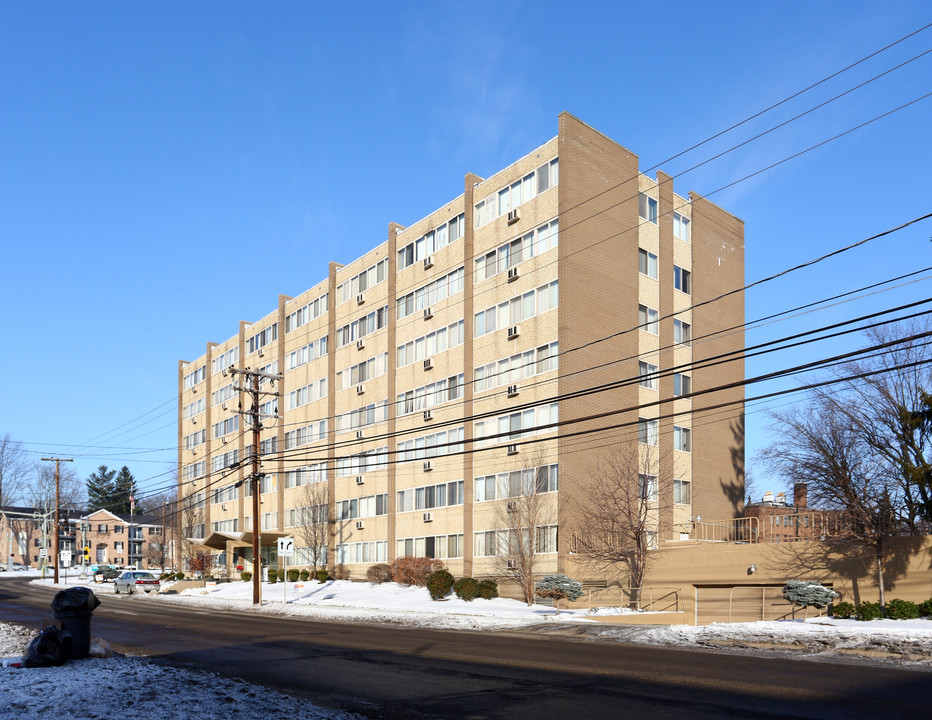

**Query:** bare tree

left=28, top=462, right=84, bottom=512
left=179, top=490, right=206, bottom=573
left=293, top=480, right=330, bottom=571
left=571, top=443, right=670, bottom=601
left=486, top=447, right=560, bottom=606
left=0, top=433, right=29, bottom=507
left=762, top=396, right=898, bottom=605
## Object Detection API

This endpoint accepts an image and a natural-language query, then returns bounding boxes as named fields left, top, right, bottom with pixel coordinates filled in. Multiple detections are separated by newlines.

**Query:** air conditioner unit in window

left=423, top=358, right=433, bottom=371
left=423, top=461, right=433, bottom=472
left=355, top=430, right=364, bottom=440
left=356, top=293, right=366, bottom=305
left=507, top=267, right=519, bottom=282
left=507, top=208, right=521, bottom=224
left=221, top=403, right=228, bottom=411
left=506, top=560, right=517, bottom=570
left=423, top=307, right=433, bottom=320
left=507, top=444, right=519, bottom=455
left=423, top=410, right=433, bottom=421
left=355, top=520, right=365, bottom=530
left=356, top=339, right=365, bottom=350
left=221, top=437, right=228, bottom=445
left=258, top=349, right=264, bottom=358
left=423, top=256, right=433, bottom=269
left=191, top=417, right=196, bottom=424
left=423, top=512, right=433, bottom=522
left=507, top=325, right=520, bottom=340
left=355, top=476, right=365, bottom=485
left=507, top=384, right=519, bottom=397
left=221, top=504, right=227, bottom=511
left=356, top=384, right=365, bottom=395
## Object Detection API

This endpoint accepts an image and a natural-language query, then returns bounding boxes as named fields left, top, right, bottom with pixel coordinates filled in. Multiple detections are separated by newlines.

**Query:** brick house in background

left=81, top=509, right=168, bottom=569
left=743, top=482, right=845, bottom=542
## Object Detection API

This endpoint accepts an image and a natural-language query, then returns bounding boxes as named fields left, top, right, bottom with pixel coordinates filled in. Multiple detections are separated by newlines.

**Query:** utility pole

left=41, top=457, right=72, bottom=585
left=225, top=365, right=281, bottom=605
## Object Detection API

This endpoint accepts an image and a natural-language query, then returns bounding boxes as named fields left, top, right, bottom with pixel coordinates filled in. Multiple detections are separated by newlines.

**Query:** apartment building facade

left=177, top=113, right=745, bottom=583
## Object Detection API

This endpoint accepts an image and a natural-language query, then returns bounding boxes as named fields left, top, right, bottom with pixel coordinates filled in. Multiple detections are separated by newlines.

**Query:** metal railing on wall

left=727, top=585, right=830, bottom=623
left=582, top=584, right=683, bottom=614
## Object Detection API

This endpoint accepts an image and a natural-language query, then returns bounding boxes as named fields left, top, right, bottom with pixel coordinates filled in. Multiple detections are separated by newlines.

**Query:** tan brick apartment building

left=177, top=113, right=745, bottom=582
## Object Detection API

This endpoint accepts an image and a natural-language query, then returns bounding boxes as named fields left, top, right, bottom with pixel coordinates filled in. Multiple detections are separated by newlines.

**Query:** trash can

left=51, top=587, right=101, bottom=659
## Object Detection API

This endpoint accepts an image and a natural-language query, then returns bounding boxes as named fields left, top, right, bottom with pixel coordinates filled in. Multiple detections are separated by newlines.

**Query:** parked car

left=114, top=571, right=161, bottom=594
left=95, top=566, right=121, bottom=582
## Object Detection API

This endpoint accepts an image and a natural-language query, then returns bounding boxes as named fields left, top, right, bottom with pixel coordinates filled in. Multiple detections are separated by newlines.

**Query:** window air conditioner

left=506, top=501, right=517, bottom=513
left=507, top=384, right=519, bottom=397
left=507, top=208, right=520, bottom=224
left=356, top=293, right=366, bottom=305
left=356, top=339, right=365, bottom=350
left=507, top=325, right=520, bottom=340
left=507, top=267, right=519, bottom=282
left=423, top=358, right=433, bottom=371
left=355, top=430, right=364, bottom=440
left=355, top=476, right=365, bottom=485
left=507, top=444, right=519, bottom=455
left=356, top=384, right=365, bottom=395
left=191, top=417, right=196, bottom=424
left=221, top=504, right=227, bottom=511
left=355, top=520, right=365, bottom=530
left=423, top=410, right=433, bottom=421
left=506, top=560, right=517, bottom=570
left=221, top=403, right=228, bottom=411
left=423, top=256, right=433, bottom=269
left=423, top=461, right=433, bottom=472
left=423, top=512, right=433, bottom=522
left=423, top=307, right=433, bottom=320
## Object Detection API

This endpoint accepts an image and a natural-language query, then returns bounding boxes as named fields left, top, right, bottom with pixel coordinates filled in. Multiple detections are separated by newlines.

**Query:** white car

left=113, top=571, right=161, bottom=594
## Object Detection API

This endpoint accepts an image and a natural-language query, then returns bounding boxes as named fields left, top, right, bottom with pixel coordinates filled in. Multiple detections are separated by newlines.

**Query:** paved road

left=2, top=577, right=928, bottom=719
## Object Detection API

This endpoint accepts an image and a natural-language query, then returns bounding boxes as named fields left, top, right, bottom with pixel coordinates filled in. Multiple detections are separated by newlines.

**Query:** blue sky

left=2, top=2, right=930, bottom=502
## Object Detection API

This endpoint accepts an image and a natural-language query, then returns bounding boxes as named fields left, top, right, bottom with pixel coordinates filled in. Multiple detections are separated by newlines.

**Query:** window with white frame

left=336, top=540, right=388, bottom=564
left=674, top=318, right=691, bottom=346
left=474, top=281, right=558, bottom=337
left=287, top=504, right=328, bottom=528
left=286, top=337, right=328, bottom=371
left=638, top=474, right=658, bottom=501
left=183, top=429, right=206, bottom=450
left=397, top=213, right=465, bottom=271
left=283, top=462, right=327, bottom=488
left=473, top=404, right=559, bottom=447
left=182, top=398, right=205, bottom=419
left=638, top=417, right=658, bottom=446
left=396, top=534, right=463, bottom=559
left=673, top=425, right=691, bottom=452
left=396, top=267, right=465, bottom=320
left=336, top=447, right=389, bottom=477
left=638, top=304, right=659, bottom=335
left=335, top=401, right=389, bottom=433
left=336, top=306, right=388, bottom=347
left=337, top=259, right=387, bottom=304
left=396, top=428, right=465, bottom=462
left=397, top=321, right=464, bottom=368
left=475, top=342, right=558, bottom=393
left=638, top=192, right=658, bottom=224
left=674, top=373, right=691, bottom=397
left=396, top=374, right=464, bottom=416
left=212, top=484, right=238, bottom=504
left=287, top=378, right=328, bottom=410
left=212, top=519, right=238, bottom=533
left=211, top=449, right=239, bottom=473
left=212, top=415, right=239, bottom=439
left=638, top=361, right=658, bottom=390
left=474, top=219, right=559, bottom=283
left=247, top=324, right=278, bottom=355
left=182, top=461, right=206, bottom=482
left=674, top=265, right=691, bottom=294
left=474, top=464, right=558, bottom=502
left=336, top=493, right=388, bottom=520
left=638, top=248, right=658, bottom=279
left=183, top=366, right=206, bottom=389
left=396, top=481, right=464, bottom=513
left=674, top=479, right=691, bottom=505
left=211, top=346, right=240, bottom=375
left=285, top=293, right=329, bottom=332
left=474, top=158, right=558, bottom=229
left=336, top=353, right=388, bottom=390
left=673, top=212, right=690, bottom=242
left=284, top=421, right=328, bottom=450
left=260, top=512, right=278, bottom=531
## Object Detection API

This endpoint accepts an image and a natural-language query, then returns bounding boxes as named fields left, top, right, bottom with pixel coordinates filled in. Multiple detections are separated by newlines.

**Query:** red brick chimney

left=794, top=482, right=808, bottom=509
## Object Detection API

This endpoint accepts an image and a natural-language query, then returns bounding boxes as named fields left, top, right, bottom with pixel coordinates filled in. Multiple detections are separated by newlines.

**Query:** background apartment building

left=177, top=113, right=745, bottom=584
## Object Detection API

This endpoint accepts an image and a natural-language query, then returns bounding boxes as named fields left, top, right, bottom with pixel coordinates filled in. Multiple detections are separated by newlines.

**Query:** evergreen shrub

left=454, top=577, right=480, bottom=601
left=175, top=572, right=185, bottom=581
left=287, top=569, right=300, bottom=582
left=535, top=574, right=583, bottom=603
left=478, top=580, right=499, bottom=600
left=426, top=570, right=455, bottom=600
left=241, top=572, right=252, bottom=582
left=316, top=569, right=329, bottom=582
left=782, top=580, right=838, bottom=609
left=333, top=564, right=350, bottom=580
left=267, top=568, right=278, bottom=583
left=856, top=601, right=883, bottom=621
left=831, top=601, right=855, bottom=619
left=885, top=598, right=920, bottom=620
left=366, top=564, right=393, bottom=584
left=919, top=598, right=932, bottom=617
left=299, top=569, right=310, bottom=582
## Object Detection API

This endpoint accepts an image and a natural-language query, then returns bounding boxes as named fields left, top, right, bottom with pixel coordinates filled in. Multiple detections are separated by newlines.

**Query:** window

left=474, top=281, right=559, bottom=338
left=396, top=428, right=465, bottom=462
left=397, top=214, right=464, bottom=271
left=638, top=474, right=658, bottom=501
left=183, top=366, right=206, bottom=389
left=336, top=353, right=388, bottom=390
left=638, top=249, right=658, bottom=279
left=397, top=321, right=465, bottom=368
left=395, top=375, right=464, bottom=417
left=337, top=259, right=388, bottom=304
left=674, top=266, right=691, bottom=294
left=396, top=481, right=464, bottom=513
left=335, top=400, right=389, bottom=433
left=673, top=212, right=690, bottom=242
left=673, top=319, right=691, bottom=346
left=474, top=342, right=558, bottom=393
left=473, top=404, right=558, bottom=447
left=396, top=534, right=463, bottom=560
left=247, top=323, right=278, bottom=355
left=474, top=464, right=558, bottom=502
left=638, top=418, right=658, bottom=446
left=674, top=425, right=691, bottom=452
left=638, top=304, right=659, bottom=335
left=674, top=479, right=691, bottom=505
left=474, top=158, right=558, bottom=229
left=285, top=293, right=328, bottom=332
left=673, top=373, right=691, bottom=398
left=638, top=192, right=658, bottom=224
left=336, top=540, right=388, bottom=564
left=336, top=306, right=389, bottom=347
left=287, top=378, right=328, bottom=410
left=638, top=361, right=658, bottom=390
left=286, top=337, right=328, bottom=371
left=396, top=267, right=465, bottom=320
left=211, top=346, right=240, bottom=375
left=474, top=219, right=559, bottom=283
left=284, top=421, right=328, bottom=449
left=283, top=463, right=327, bottom=488
left=212, top=415, right=239, bottom=439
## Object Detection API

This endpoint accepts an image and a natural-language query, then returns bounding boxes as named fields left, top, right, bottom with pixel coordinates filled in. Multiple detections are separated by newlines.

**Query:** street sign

left=277, top=537, right=294, bottom=558
left=60, top=551, right=72, bottom=566
left=39, top=549, right=48, bottom=558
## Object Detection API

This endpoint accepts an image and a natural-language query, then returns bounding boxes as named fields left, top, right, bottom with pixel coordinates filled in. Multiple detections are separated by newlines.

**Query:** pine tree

left=86, top=465, right=117, bottom=512
left=112, top=466, right=138, bottom=515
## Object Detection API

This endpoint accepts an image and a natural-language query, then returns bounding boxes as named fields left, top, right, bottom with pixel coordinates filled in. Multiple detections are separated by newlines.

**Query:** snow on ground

left=2, top=568, right=931, bottom=719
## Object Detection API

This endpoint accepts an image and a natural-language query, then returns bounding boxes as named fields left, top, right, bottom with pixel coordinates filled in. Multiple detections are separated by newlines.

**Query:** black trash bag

left=22, top=625, right=71, bottom=668
left=51, top=587, right=101, bottom=613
